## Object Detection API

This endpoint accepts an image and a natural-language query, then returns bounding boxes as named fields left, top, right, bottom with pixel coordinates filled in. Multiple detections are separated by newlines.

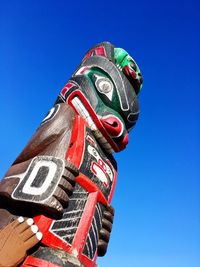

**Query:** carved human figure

left=0, top=42, right=142, bottom=267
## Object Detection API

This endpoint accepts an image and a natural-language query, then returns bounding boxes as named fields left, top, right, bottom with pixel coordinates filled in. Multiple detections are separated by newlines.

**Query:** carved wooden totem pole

left=0, top=42, right=142, bottom=267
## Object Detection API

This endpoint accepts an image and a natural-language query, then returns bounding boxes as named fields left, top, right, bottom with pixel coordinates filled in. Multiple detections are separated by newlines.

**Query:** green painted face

left=86, top=68, right=121, bottom=114
left=58, top=42, right=142, bottom=153
left=114, top=48, right=143, bottom=95
left=83, top=67, right=128, bottom=151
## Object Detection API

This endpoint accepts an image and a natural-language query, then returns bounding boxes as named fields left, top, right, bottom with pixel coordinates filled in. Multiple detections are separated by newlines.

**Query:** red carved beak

left=100, top=116, right=129, bottom=150
left=100, top=116, right=123, bottom=138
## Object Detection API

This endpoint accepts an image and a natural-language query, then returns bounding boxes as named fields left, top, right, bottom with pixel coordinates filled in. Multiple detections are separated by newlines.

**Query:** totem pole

left=0, top=42, right=142, bottom=267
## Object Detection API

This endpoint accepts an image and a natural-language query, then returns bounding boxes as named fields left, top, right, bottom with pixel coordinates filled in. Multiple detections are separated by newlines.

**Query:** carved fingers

left=52, top=160, right=79, bottom=213
left=35, top=159, right=79, bottom=216
left=0, top=217, right=42, bottom=267
left=3, top=157, right=79, bottom=218
left=98, top=205, right=114, bottom=257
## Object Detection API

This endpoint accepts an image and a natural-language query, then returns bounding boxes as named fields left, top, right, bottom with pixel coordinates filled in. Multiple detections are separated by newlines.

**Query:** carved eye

left=96, top=78, right=113, bottom=93
left=94, top=76, right=114, bottom=101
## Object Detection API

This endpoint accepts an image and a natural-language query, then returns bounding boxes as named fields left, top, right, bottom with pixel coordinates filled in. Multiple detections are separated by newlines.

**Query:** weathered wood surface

left=0, top=42, right=142, bottom=267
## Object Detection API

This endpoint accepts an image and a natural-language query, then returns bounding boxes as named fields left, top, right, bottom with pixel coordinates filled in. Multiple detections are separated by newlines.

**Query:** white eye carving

left=98, top=79, right=112, bottom=93
left=94, top=75, right=114, bottom=101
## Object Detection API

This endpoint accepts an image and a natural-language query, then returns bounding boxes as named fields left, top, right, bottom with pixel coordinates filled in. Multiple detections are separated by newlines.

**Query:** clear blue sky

left=0, top=1, right=199, bottom=266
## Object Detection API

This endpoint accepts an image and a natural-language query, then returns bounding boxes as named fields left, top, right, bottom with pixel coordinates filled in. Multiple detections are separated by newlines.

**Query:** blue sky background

left=0, top=1, right=199, bottom=266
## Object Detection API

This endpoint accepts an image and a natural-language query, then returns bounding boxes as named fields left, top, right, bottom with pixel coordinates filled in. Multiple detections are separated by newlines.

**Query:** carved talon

left=102, top=218, right=112, bottom=232
left=56, top=160, right=79, bottom=208
left=97, top=239, right=108, bottom=257
left=0, top=217, right=42, bottom=267
left=64, top=160, right=79, bottom=177
left=59, top=178, right=73, bottom=195
left=99, top=228, right=110, bottom=242
left=52, top=160, right=79, bottom=212
left=97, top=205, right=114, bottom=257
left=54, top=187, right=69, bottom=207
left=62, top=161, right=79, bottom=187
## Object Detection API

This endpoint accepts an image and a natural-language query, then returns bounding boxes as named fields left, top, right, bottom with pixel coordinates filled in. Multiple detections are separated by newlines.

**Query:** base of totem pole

left=21, top=247, right=86, bottom=267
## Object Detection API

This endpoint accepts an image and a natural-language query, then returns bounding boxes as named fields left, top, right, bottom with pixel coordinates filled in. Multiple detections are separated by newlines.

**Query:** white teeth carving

left=71, top=97, right=115, bottom=154
left=72, top=97, right=97, bottom=131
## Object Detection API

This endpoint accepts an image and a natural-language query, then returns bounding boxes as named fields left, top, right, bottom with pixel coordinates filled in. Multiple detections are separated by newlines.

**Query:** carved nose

left=118, top=133, right=129, bottom=150
left=100, top=116, right=123, bottom=138
left=100, top=116, right=129, bottom=151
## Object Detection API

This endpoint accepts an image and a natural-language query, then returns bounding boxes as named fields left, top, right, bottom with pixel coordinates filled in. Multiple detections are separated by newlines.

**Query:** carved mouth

left=71, top=97, right=114, bottom=154
left=71, top=97, right=97, bottom=131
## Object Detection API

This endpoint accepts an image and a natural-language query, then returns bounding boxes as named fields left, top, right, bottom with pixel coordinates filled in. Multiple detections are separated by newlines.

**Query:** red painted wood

left=21, top=256, right=62, bottom=267
left=66, top=115, right=86, bottom=169
left=71, top=192, right=98, bottom=257
left=76, top=173, right=108, bottom=205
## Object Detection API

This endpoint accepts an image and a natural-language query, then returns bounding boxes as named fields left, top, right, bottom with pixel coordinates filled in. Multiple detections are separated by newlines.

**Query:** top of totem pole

left=58, top=41, right=143, bottom=154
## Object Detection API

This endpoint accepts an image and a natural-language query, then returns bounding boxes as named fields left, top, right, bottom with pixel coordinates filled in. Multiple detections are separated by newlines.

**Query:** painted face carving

left=114, top=48, right=143, bottom=95
left=57, top=42, right=142, bottom=153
